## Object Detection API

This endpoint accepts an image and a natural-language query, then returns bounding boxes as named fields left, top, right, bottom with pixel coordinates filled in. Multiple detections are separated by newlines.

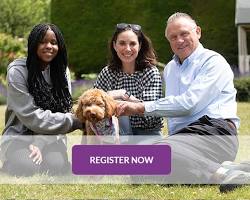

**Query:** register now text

left=89, top=156, right=154, bottom=164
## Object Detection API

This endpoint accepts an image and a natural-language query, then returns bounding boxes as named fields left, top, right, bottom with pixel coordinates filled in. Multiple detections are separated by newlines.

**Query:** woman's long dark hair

left=26, top=23, right=72, bottom=113
left=108, top=25, right=157, bottom=72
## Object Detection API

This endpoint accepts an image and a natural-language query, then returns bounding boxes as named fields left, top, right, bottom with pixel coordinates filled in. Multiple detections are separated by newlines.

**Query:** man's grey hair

left=167, top=12, right=197, bottom=26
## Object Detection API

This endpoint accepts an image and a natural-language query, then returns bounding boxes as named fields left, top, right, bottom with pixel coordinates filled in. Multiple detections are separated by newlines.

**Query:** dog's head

left=75, top=88, right=117, bottom=123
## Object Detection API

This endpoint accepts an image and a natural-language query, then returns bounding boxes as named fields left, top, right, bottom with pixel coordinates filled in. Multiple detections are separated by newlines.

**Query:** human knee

left=3, top=149, right=40, bottom=176
left=42, top=152, right=69, bottom=175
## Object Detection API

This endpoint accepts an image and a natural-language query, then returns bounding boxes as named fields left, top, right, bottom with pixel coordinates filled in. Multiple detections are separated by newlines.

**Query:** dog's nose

left=90, top=112, right=96, bottom=118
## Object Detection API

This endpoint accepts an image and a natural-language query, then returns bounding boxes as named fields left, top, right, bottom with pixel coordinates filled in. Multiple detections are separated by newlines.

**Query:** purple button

left=72, top=145, right=171, bottom=175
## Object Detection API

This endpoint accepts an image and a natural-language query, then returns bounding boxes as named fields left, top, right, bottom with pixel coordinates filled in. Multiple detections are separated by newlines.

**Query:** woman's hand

left=122, top=94, right=141, bottom=102
left=107, top=89, right=126, bottom=99
left=29, top=144, right=42, bottom=165
left=107, top=89, right=141, bottom=102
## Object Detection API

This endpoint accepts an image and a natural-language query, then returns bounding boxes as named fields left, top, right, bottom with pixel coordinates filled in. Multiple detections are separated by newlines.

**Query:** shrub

left=0, top=33, right=26, bottom=75
left=234, top=77, right=250, bottom=102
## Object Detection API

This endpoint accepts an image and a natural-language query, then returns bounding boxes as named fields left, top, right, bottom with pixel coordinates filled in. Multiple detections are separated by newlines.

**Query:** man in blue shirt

left=117, top=12, right=250, bottom=192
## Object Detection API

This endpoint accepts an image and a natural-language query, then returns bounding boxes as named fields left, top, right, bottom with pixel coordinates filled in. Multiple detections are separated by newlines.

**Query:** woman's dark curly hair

left=108, top=24, right=157, bottom=72
left=26, top=23, right=72, bottom=113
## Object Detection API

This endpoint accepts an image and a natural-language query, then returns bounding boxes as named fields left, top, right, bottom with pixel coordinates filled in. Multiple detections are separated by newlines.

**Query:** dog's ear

left=102, top=92, right=117, bottom=118
left=75, top=98, right=86, bottom=122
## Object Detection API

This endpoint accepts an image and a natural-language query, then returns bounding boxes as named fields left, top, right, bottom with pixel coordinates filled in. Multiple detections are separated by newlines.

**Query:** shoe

left=219, top=169, right=250, bottom=193
left=219, top=184, right=240, bottom=193
left=222, top=161, right=250, bottom=172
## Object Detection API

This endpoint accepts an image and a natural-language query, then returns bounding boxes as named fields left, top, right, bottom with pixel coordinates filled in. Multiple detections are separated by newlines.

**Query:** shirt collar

left=173, top=43, right=204, bottom=65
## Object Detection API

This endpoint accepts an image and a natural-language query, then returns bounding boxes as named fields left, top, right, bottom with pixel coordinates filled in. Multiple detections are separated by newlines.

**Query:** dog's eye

left=98, top=103, right=105, bottom=108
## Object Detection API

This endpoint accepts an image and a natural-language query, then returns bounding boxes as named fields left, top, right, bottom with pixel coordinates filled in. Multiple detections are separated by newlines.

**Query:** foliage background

left=0, top=0, right=51, bottom=38
left=0, top=0, right=51, bottom=76
left=51, top=0, right=237, bottom=77
left=191, top=0, right=237, bottom=65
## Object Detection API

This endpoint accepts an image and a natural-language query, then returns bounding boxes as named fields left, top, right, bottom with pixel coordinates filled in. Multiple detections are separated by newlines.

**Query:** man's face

left=165, top=17, right=201, bottom=63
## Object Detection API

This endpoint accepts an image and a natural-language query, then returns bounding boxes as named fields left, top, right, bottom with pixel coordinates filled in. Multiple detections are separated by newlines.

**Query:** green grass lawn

left=0, top=103, right=250, bottom=200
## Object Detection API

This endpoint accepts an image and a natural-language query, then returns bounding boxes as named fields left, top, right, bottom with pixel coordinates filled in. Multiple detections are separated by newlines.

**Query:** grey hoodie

left=0, top=58, right=82, bottom=161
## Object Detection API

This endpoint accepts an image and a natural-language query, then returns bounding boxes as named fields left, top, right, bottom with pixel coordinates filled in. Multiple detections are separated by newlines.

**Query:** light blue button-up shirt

left=144, top=44, right=240, bottom=134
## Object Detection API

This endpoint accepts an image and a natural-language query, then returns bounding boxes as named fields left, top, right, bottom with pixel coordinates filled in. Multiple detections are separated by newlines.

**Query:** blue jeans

left=118, top=116, right=162, bottom=144
left=119, top=116, right=133, bottom=135
left=119, top=116, right=162, bottom=135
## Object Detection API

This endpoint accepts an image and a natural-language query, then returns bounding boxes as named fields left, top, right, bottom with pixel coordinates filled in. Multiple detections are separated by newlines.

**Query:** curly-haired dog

left=75, top=88, right=119, bottom=144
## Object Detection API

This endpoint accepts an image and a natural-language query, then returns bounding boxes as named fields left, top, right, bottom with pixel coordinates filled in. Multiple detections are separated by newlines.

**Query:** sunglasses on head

left=116, top=23, right=141, bottom=31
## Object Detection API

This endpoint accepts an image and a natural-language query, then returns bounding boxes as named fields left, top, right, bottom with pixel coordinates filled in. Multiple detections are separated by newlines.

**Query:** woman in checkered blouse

left=94, top=23, right=163, bottom=136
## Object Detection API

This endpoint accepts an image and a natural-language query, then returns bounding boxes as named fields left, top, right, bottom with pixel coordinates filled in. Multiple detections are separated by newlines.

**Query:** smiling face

left=113, top=30, right=140, bottom=73
left=165, top=17, right=201, bottom=63
left=37, top=29, right=58, bottom=67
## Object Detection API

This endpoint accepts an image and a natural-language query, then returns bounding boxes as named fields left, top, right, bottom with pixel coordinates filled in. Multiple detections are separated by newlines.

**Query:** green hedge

left=191, top=0, right=237, bottom=65
left=51, top=0, right=237, bottom=77
left=234, top=77, right=250, bottom=102
left=51, top=0, right=191, bottom=77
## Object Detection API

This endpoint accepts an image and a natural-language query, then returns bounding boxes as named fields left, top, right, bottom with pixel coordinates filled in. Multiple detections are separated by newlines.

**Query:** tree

left=0, top=0, right=51, bottom=38
left=0, top=0, right=51, bottom=77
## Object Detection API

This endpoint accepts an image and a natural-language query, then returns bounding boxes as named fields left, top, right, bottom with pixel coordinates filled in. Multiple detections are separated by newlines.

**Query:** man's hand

left=116, top=101, right=145, bottom=116
left=29, top=144, right=42, bottom=165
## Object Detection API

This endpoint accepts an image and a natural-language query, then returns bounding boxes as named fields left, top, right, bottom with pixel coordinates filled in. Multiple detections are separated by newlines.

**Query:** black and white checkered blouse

left=94, top=65, right=163, bottom=129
